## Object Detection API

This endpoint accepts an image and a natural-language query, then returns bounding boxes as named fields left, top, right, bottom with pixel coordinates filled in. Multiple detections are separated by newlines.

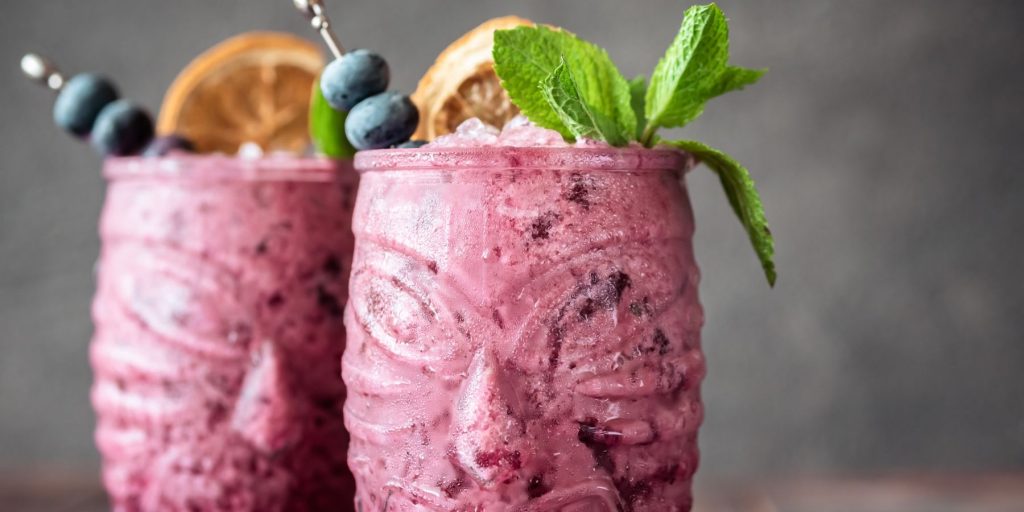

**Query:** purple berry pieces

left=316, top=285, right=343, bottom=317
left=578, top=418, right=617, bottom=473
left=526, top=473, right=551, bottom=498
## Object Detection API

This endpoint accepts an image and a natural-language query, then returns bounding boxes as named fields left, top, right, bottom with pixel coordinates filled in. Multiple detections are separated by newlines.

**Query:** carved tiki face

left=345, top=160, right=704, bottom=511
left=92, top=163, right=356, bottom=510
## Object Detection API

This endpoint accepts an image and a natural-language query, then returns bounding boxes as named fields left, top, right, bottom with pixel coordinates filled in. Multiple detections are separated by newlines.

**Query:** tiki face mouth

left=513, top=479, right=622, bottom=512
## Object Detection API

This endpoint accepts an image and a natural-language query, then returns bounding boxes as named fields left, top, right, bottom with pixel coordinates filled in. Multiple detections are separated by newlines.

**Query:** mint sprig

left=309, top=75, right=356, bottom=159
left=492, top=3, right=776, bottom=285
left=643, top=4, right=765, bottom=144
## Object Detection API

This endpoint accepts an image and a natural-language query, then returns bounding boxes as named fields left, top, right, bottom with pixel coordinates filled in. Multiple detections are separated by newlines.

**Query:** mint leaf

left=645, top=3, right=729, bottom=135
left=541, top=59, right=629, bottom=146
left=708, top=65, right=766, bottom=99
left=664, top=139, right=776, bottom=286
left=493, top=26, right=569, bottom=135
left=643, top=4, right=764, bottom=144
left=309, top=76, right=355, bottom=158
left=494, top=25, right=635, bottom=145
left=628, top=76, right=648, bottom=140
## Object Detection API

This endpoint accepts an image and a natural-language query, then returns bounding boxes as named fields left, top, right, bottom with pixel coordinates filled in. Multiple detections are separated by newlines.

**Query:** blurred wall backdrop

left=1, top=0, right=1022, bottom=479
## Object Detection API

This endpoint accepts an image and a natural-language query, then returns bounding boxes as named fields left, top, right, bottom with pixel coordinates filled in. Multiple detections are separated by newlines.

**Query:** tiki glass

left=345, top=147, right=706, bottom=511
left=91, top=155, right=357, bottom=510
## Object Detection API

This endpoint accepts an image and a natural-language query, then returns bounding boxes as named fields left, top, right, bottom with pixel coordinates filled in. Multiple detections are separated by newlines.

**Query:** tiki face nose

left=230, top=341, right=301, bottom=454
left=449, top=348, right=528, bottom=486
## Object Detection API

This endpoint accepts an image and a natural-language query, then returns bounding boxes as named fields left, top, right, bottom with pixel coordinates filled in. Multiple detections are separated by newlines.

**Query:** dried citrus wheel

left=412, top=16, right=532, bottom=140
left=157, top=32, right=324, bottom=155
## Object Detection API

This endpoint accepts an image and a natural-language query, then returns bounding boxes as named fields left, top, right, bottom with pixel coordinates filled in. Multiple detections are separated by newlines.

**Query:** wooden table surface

left=2, top=473, right=1022, bottom=511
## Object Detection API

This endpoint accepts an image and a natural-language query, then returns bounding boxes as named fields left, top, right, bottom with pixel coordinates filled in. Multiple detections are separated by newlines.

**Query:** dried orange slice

left=157, top=32, right=324, bottom=154
left=412, top=16, right=532, bottom=140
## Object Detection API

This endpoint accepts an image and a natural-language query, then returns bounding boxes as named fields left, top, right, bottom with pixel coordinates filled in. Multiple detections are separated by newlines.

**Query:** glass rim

left=103, top=154, right=354, bottom=183
left=354, top=146, right=696, bottom=173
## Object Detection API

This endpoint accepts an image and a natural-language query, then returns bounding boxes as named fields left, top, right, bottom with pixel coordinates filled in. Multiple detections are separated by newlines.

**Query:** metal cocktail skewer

left=292, top=0, right=346, bottom=59
left=21, top=53, right=65, bottom=92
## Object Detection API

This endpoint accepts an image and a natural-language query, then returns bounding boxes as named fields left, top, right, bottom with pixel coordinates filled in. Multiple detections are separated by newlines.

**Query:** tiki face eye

left=534, top=256, right=688, bottom=376
left=108, top=244, right=251, bottom=359
left=349, top=268, right=460, bottom=364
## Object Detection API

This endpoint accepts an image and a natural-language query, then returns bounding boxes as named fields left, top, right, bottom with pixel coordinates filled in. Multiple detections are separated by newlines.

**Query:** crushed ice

left=429, top=118, right=500, bottom=147
left=425, top=116, right=613, bottom=149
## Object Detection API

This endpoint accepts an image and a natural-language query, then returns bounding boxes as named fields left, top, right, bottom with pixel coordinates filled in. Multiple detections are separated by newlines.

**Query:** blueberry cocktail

left=342, top=4, right=776, bottom=510
left=93, top=155, right=357, bottom=510
left=20, top=16, right=417, bottom=508
left=347, top=123, right=705, bottom=510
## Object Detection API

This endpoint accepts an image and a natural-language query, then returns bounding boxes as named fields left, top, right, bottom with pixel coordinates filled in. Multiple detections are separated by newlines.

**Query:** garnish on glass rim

left=493, top=3, right=776, bottom=285
left=21, top=53, right=162, bottom=157
left=411, top=16, right=531, bottom=140
left=158, top=32, right=323, bottom=155
left=295, top=0, right=419, bottom=153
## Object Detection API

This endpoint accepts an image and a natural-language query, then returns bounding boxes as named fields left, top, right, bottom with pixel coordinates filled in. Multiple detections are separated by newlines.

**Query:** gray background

left=1, top=0, right=1022, bottom=480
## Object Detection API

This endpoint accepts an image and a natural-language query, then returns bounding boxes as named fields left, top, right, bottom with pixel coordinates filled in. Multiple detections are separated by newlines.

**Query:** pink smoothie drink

left=344, top=121, right=705, bottom=511
left=91, top=155, right=357, bottom=511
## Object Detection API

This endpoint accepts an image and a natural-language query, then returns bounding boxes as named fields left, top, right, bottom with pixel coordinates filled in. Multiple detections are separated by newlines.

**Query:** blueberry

left=90, top=100, right=154, bottom=156
left=143, top=134, right=196, bottom=157
left=396, top=140, right=428, bottom=149
left=53, top=74, right=119, bottom=138
left=320, top=49, right=389, bottom=111
left=345, top=92, right=419, bottom=150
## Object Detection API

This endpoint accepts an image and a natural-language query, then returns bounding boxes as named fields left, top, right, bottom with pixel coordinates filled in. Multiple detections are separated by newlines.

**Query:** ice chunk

left=497, top=114, right=569, bottom=147
left=238, top=142, right=264, bottom=159
left=428, top=118, right=500, bottom=148
left=456, top=117, right=500, bottom=137
left=501, top=114, right=532, bottom=130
